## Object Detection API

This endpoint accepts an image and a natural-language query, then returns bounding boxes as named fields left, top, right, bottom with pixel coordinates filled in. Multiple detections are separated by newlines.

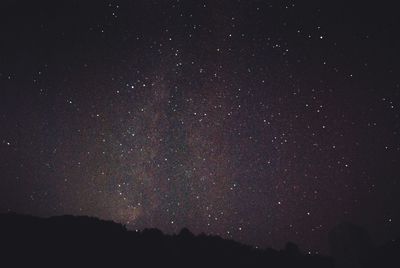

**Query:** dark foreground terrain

left=0, top=213, right=398, bottom=268
left=0, top=213, right=331, bottom=268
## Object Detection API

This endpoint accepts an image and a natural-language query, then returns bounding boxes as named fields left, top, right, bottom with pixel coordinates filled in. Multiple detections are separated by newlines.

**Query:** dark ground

left=0, top=213, right=399, bottom=268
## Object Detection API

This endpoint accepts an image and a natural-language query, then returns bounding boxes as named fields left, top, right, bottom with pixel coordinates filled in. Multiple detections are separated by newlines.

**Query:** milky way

left=1, top=0, right=400, bottom=253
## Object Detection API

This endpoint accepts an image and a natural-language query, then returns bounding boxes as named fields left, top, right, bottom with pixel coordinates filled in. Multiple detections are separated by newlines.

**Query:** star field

left=1, top=0, right=400, bottom=253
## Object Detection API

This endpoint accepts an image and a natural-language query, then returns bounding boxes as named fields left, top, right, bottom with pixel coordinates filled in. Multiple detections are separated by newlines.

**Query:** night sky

left=1, top=0, right=400, bottom=253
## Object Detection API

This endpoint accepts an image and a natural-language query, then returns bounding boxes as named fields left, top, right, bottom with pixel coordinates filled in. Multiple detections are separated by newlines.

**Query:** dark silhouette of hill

left=366, top=238, right=400, bottom=268
left=329, top=222, right=400, bottom=268
left=329, top=222, right=373, bottom=268
left=2, top=213, right=398, bottom=268
left=0, top=212, right=333, bottom=268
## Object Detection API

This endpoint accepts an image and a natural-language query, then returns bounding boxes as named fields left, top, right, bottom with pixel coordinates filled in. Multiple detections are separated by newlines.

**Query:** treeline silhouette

left=0, top=213, right=398, bottom=267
